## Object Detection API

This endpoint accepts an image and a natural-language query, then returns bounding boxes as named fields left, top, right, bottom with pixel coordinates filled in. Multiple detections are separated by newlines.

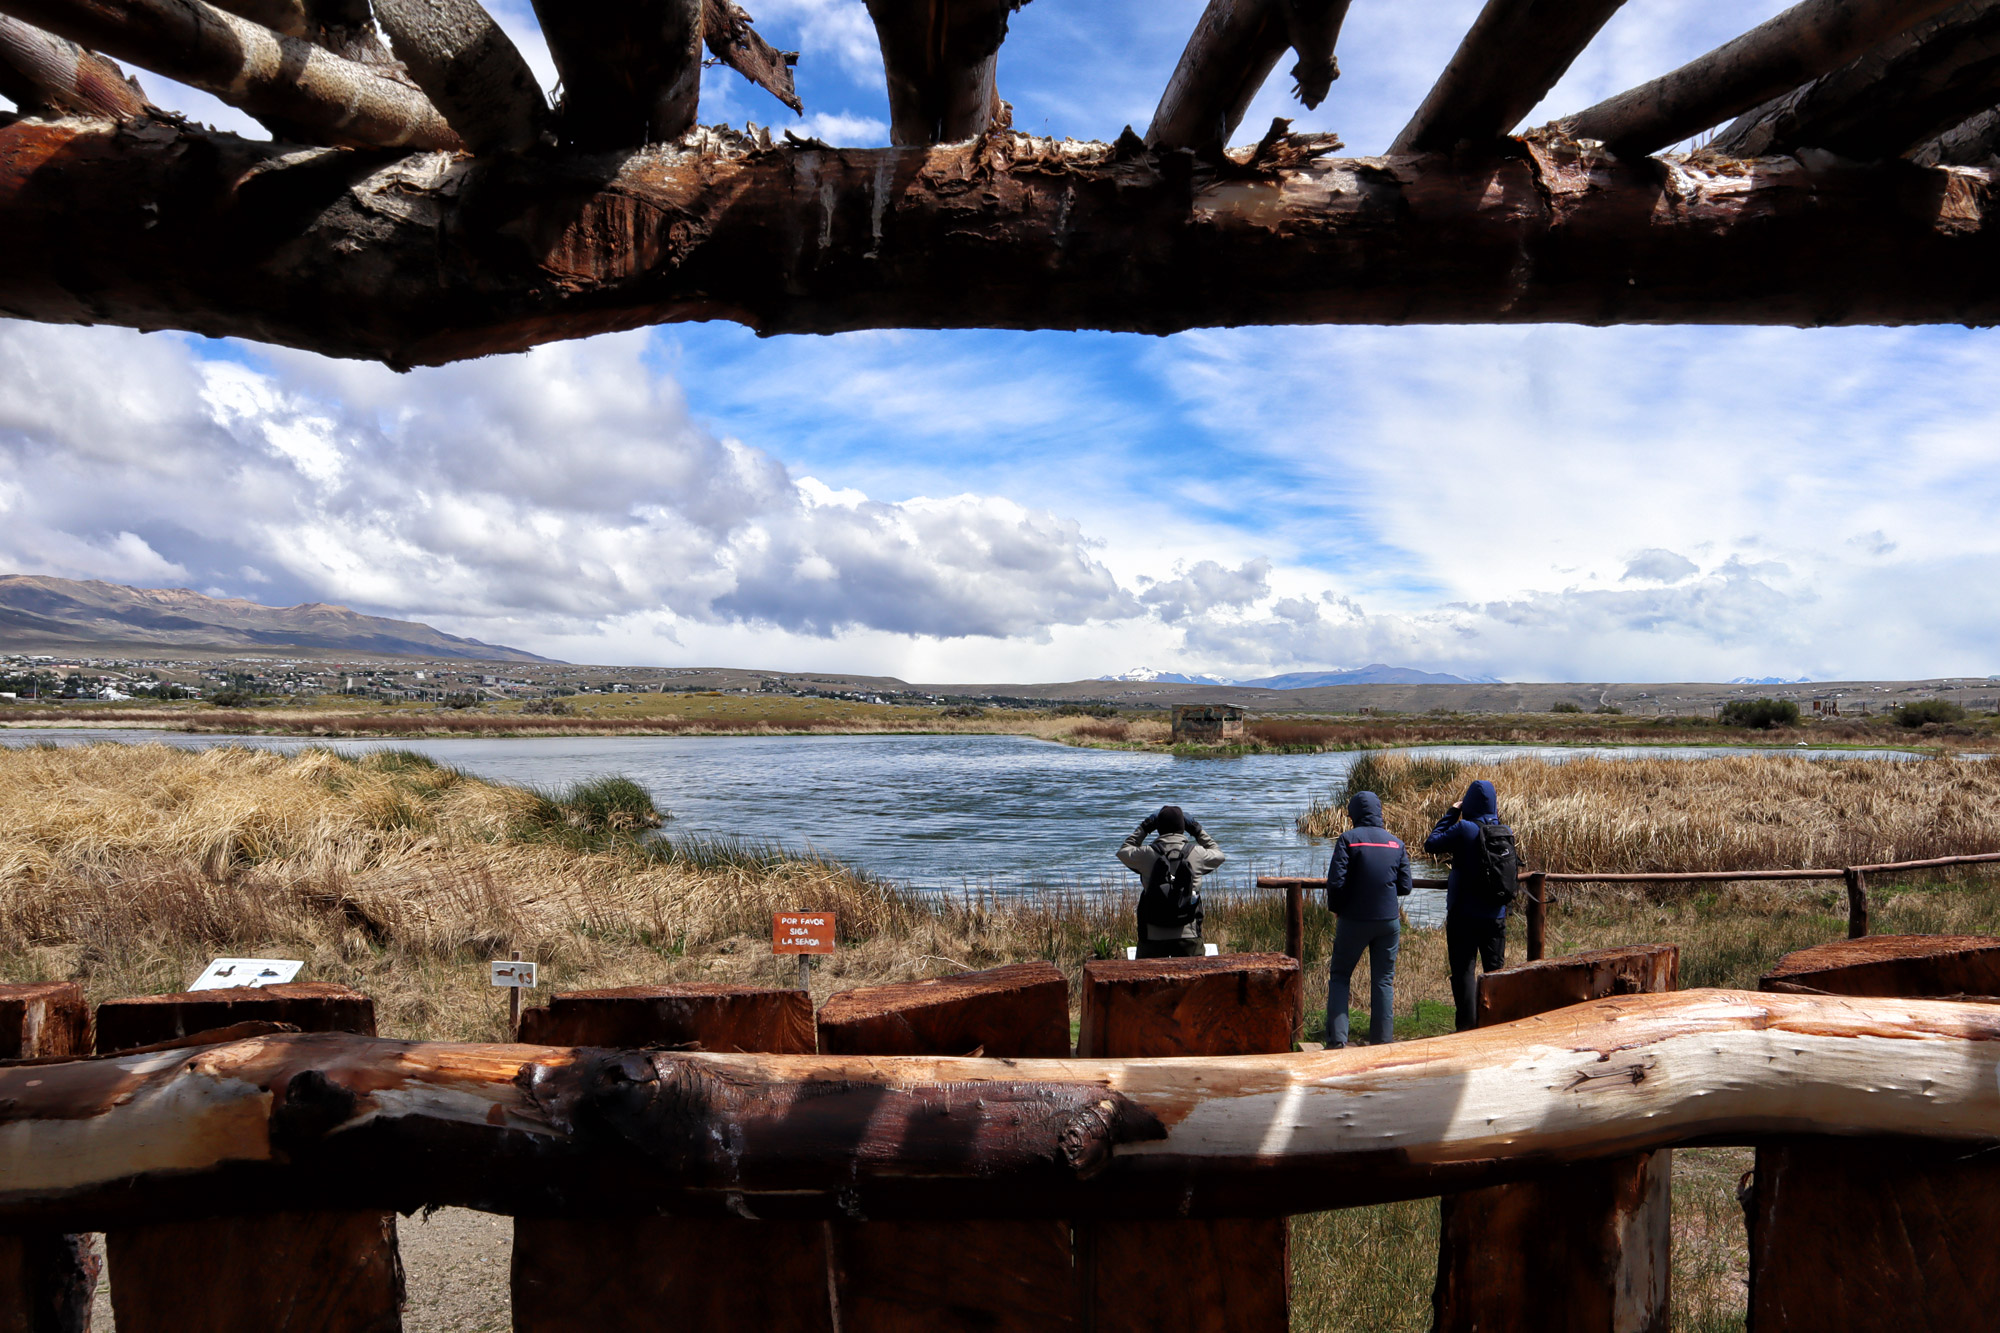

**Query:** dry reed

left=1298, top=751, right=2000, bottom=875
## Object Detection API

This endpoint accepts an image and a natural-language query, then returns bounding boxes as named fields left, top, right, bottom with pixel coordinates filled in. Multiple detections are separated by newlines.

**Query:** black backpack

left=1138, top=843, right=1202, bottom=930
left=1476, top=823, right=1521, bottom=909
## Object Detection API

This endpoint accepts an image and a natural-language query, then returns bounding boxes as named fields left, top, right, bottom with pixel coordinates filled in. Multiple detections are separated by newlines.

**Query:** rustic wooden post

left=1283, top=882, right=1304, bottom=964
left=816, top=962, right=1082, bottom=1331
left=95, top=982, right=403, bottom=1333
left=0, top=982, right=97, bottom=1333
left=1078, top=954, right=1300, bottom=1333
left=1434, top=944, right=1679, bottom=1333
left=1843, top=867, right=1869, bottom=938
left=511, top=984, right=825, bottom=1333
left=1750, top=934, right=2000, bottom=1331
left=1525, top=870, right=1548, bottom=961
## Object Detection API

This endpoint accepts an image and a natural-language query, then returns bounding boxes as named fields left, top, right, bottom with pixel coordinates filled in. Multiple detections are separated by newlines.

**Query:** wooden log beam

left=864, top=0, right=1024, bottom=145
left=0, top=13, right=147, bottom=119
left=0, top=983, right=95, bottom=1333
left=2, top=119, right=1999, bottom=366
left=817, top=961, right=1070, bottom=1057
left=512, top=986, right=822, bottom=1333
left=1148, top=0, right=1284, bottom=149
left=1391, top=0, right=1628, bottom=154
left=201, top=0, right=394, bottom=65
left=95, top=983, right=402, bottom=1333
left=702, top=0, right=801, bottom=114
left=371, top=0, right=544, bottom=151
left=1915, top=103, right=2000, bottom=163
left=530, top=0, right=701, bottom=149
left=10, top=989, right=2000, bottom=1232
left=1749, top=935, right=2000, bottom=1330
left=0, top=0, right=459, bottom=147
left=1711, top=0, right=2000, bottom=161
left=1559, top=0, right=1971, bottom=157
left=1435, top=945, right=1678, bottom=1333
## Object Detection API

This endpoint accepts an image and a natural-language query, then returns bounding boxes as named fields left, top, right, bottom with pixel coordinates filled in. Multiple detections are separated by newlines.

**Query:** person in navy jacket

left=1425, top=778, right=1508, bottom=1032
left=1323, top=789, right=1411, bottom=1046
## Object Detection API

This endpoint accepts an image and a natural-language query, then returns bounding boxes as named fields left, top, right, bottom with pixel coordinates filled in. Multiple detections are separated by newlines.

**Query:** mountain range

left=1098, top=664, right=1483, bottom=688
left=0, top=576, right=552, bottom=663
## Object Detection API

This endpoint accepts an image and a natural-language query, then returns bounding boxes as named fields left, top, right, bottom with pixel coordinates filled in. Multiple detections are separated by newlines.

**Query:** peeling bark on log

left=864, top=0, right=1023, bottom=145
left=371, top=0, right=543, bottom=152
left=1559, top=0, right=1970, bottom=156
left=0, top=0, right=459, bottom=147
left=0, top=984, right=96, bottom=1333
left=0, top=14, right=146, bottom=120
left=1147, top=0, right=1288, bottom=149
left=1391, top=0, right=1628, bottom=153
left=512, top=985, right=820, bottom=1333
left=1438, top=946, right=1678, bottom=1333
left=96, top=983, right=401, bottom=1333
left=10, top=991, right=2000, bottom=1229
left=1081, top=955, right=1290, bottom=1333
left=530, top=0, right=698, bottom=149
left=516, top=984, right=815, bottom=1052
left=701, top=0, right=800, bottom=114
left=1750, top=935, right=2000, bottom=1332
left=2, top=119, right=1999, bottom=366
left=1280, top=0, right=1350, bottom=110
left=1711, top=1, right=2000, bottom=162
left=816, top=961, right=1070, bottom=1057
left=1916, top=104, right=2000, bottom=162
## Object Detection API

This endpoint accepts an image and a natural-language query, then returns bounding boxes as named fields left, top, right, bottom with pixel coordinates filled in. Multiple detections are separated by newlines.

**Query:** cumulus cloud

left=0, top=323, right=1133, bottom=646
left=1137, top=559, right=1270, bottom=621
left=1621, top=549, right=1699, bottom=583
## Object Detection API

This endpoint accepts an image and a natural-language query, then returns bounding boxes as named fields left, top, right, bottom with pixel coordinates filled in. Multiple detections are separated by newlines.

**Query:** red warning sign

left=772, top=912, right=836, bottom=954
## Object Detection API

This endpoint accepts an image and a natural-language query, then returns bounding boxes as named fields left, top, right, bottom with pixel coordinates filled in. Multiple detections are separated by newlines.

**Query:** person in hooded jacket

left=1117, top=804, right=1226, bottom=958
left=1323, top=789, right=1411, bottom=1046
left=1425, top=779, right=1508, bottom=1032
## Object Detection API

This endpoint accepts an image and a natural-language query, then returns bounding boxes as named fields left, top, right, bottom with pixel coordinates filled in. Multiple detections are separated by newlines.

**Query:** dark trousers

left=1446, top=915, right=1507, bottom=1032
left=1136, top=937, right=1204, bottom=959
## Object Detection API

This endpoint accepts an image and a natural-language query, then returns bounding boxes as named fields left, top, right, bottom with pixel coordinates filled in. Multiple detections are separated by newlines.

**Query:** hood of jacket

left=1346, top=790, right=1385, bottom=828
left=1460, top=779, right=1498, bottom=823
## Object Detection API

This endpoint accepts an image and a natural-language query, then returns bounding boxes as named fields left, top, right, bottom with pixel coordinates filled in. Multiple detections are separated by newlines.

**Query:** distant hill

left=1234, top=664, right=1480, bottom=688
left=0, top=576, right=553, bottom=663
left=1096, top=667, right=1231, bottom=685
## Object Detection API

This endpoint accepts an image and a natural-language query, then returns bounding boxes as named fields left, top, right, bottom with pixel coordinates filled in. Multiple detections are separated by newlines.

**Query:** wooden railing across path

left=1261, top=849, right=2000, bottom=963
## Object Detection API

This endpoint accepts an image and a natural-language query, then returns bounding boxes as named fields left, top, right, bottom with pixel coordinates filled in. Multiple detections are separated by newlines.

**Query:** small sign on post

left=773, top=912, right=836, bottom=991
left=492, top=952, right=536, bottom=1039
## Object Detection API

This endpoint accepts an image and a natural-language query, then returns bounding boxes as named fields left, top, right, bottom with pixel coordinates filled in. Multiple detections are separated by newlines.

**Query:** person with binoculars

left=1117, top=805, right=1226, bottom=959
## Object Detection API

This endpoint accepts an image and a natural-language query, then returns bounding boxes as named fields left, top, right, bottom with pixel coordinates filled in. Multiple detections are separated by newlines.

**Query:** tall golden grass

left=1298, top=751, right=2000, bottom=874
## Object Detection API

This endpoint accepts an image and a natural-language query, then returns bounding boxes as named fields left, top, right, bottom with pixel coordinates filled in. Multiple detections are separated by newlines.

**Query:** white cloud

left=0, top=323, right=1132, bottom=648
left=1622, top=550, right=1699, bottom=583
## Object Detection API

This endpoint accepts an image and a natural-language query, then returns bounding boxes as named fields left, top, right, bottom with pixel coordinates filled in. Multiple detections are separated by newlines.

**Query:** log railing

left=1262, top=850, right=2000, bottom=963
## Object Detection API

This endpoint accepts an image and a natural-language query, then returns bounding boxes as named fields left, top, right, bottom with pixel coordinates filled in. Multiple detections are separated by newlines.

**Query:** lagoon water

left=1, top=729, right=1937, bottom=925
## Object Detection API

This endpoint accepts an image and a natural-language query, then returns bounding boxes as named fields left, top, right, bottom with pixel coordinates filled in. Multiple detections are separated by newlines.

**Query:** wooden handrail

left=8, top=992, right=2000, bottom=1231
left=1259, top=850, right=2000, bottom=957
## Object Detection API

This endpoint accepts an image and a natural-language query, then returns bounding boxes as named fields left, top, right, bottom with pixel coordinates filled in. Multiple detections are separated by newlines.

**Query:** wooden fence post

left=95, top=982, right=402, bottom=1333
left=815, top=962, right=1081, bottom=1331
left=510, top=984, right=827, bottom=1333
left=1434, top=944, right=1679, bottom=1333
left=1749, top=934, right=2000, bottom=1330
left=1077, top=954, right=1300, bottom=1333
left=0, top=982, right=96, bottom=1333
left=1525, top=871, right=1547, bottom=961
left=1844, top=868, right=1869, bottom=938
left=1283, top=882, right=1304, bottom=964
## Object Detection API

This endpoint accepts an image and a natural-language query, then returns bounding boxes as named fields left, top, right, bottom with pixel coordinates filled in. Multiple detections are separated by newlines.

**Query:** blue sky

left=4, top=0, right=1998, bottom=683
